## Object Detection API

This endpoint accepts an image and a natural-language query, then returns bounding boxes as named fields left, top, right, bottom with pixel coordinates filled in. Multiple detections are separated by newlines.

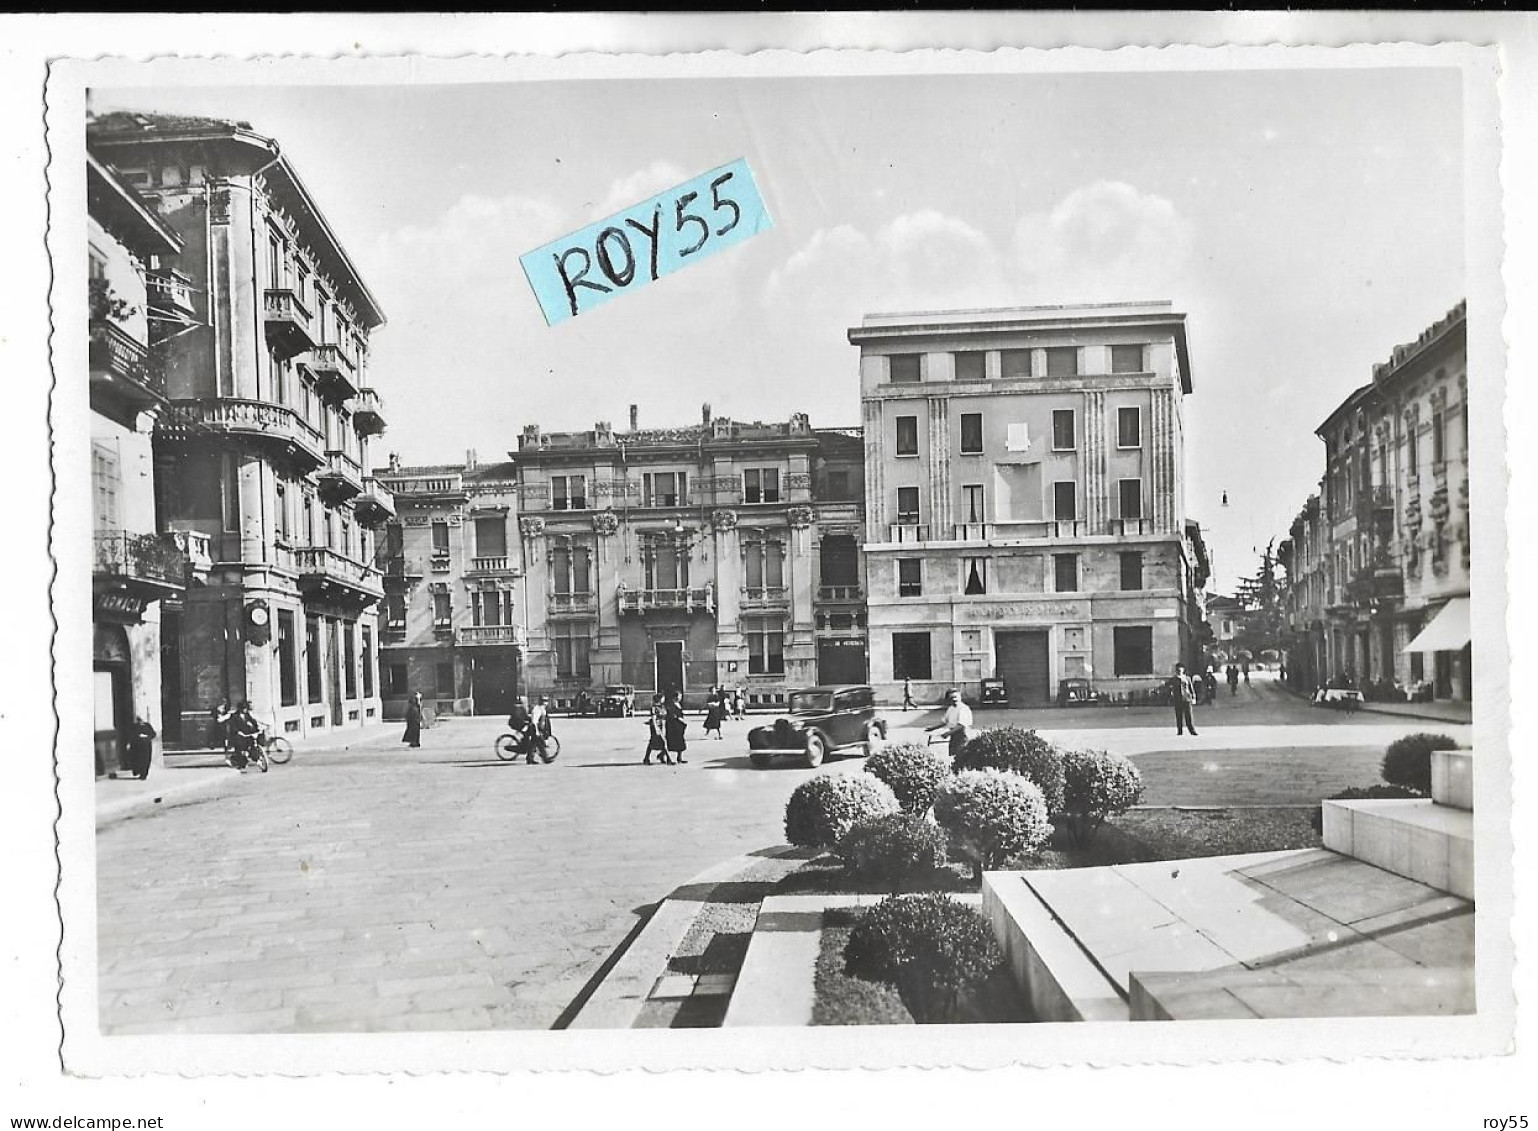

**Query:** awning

left=1405, top=597, right=1471, bottom=654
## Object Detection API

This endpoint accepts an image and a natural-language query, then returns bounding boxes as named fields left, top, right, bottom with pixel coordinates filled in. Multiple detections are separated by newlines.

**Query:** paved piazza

left=95, top=677, right=1471, bottom=1033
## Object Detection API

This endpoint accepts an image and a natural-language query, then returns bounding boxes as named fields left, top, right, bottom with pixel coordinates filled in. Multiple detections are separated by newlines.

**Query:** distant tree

left=1234, top=540, right=1283, bottom=655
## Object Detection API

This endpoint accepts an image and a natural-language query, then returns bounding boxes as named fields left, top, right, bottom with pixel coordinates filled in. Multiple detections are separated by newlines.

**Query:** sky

left=95, top=66, right=1465, bottom=594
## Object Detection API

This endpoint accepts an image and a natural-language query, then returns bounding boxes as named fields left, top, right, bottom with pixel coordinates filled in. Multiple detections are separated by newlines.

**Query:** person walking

left=732, top=687, right=746, bottom=720
left=1241, top=659, right=1251, bottom=686
left=1202, top=666, right=1218, bottom=706
left=704, top=689, right=727, bottom=739
left=902, top=677, right=915, bottom=712
left=926, top=688, right=974, bottom=760
left=664, top=689, right=689, bottom=765
left=643, top=695, right=669, bottom=765
left=402, top=691, right=423, bottom=748
left=1227, top=664, right=1240, bottom=697
left=125, top=716, right=156, bottom=781
left=1172, top=664, right=1199, bottom=736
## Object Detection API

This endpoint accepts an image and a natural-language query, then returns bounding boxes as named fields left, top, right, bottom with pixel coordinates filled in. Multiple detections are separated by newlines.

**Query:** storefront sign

left=95, top=590, right=147, bottom=622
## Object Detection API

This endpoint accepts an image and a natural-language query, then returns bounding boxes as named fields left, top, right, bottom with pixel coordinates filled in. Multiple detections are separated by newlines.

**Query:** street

left=96, top=675, right=1471, bottom=1033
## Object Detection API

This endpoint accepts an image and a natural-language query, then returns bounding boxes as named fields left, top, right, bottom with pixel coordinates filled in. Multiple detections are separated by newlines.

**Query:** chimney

left=466, top=448, right=478, bottom=471
left=702, top=402, right=712, bottom=426
left=629, top=404, right=639, bottom=431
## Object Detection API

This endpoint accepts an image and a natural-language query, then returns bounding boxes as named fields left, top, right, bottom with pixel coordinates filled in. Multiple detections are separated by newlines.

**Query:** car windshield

left=789, top=691, right=833, bottom=713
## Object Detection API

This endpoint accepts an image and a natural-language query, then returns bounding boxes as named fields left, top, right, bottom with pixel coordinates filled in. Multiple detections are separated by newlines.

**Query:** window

left=1110, top=344, right=1145, bottom=374
left=1054, top=553, right=1079, bottom=593
left=898, top=558, right=922, bottom=598
left=474, top=516, right=507, bottom=558
left=92, top=441, right=120, bottom=530
left=267, top=233, right=284, bottom=289
left=436, top=662, right=455, bottom=697
left=954, top=351, right=986, bottom=382
left=431, top=520, right=450, bottom=556
left=819, top=534, right=859, bottom=588
left=222, top=453, right=241, bottom=532
left=361, top=625, right=374, bottom=698
left=1113, top=626, right=1154, bottom=675
left=1407, top=424, right=1420, bottom=478
left=384, top=592, right=406, bottom=630
left=1052, top=409, right=1076, bottom=451
left=895, top=416, right=919, bottom=456
left=744, top=468, right=781, bottom=503
left=432, top=590, right=452, bottom=625
left=273, top=481, right=288, bottom=543
left=305, top=615, right=323, bottom=704
left=743, top=537, right=786, bottom=590
left=1120, top=551, right=1144, bottom=591
left=746, top=621, right=785, bottom=675
left=896, top=486, right=920, bottom=525
left=643, top=533, right=689, bottom=589
left=892, top=632, right=932, bottom=680
left=1053, top=481, right=1077, bottom=522
left=1119, top=479, right=1143, bottom=519
left=386, top=663, right=407, bottom=698
left=277, top=610, right=298, bottom=706
left=890, top=354, right=921, bottom=383
left=1431, top=411, right=1446, bottom=465
left=962, top=484, right=985, bottom=523
left=1045, top=347, right=1079, bottom=377
left=552, top=475, right=587, bottom=510
left=477, top=590, right=504, bottom=626
left=343, top=622, right=357, bottom=698
left=1001, top=349, right=1032, bottom=379
left=643, top=471, right=687, bottom=506
left=554, top=624, right=592, bottom=679
left=552, top=541, right=593, bottom=595
left=1117, top=406, right=1142, bottom=449
left=825, top=470, right=851, bottom=499
left=963, top=557, right=987, bottom=595
left=959, top=413, right=983, bottom=454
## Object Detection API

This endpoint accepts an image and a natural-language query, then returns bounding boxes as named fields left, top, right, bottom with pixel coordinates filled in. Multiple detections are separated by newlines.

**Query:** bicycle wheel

left=267, top=737, right=293, bottom=765
left=539, top=735, right=561, bottom=764
left=494, top=733, right=520, bottom=761
left=253, top=748, right=269, bottom=773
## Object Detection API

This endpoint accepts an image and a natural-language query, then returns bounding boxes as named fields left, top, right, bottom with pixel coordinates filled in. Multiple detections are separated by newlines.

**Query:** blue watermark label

left=520, top=158, right=772, bottom=326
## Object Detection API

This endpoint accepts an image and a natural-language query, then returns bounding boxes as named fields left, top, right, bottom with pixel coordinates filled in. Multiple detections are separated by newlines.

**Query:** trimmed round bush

left=1060, top=748, right=1144, bottom=848
left=784, top=773, right=899, bottom=849
left=1310, top=783, right=1426, bottom=833
left=843, top=892, right=1002, bottom=1023
left=836, top=813, right=948, bottom=893
left=864, top=741, right=953, bottom=815
left=1381, top=732, right=1458, bottom=794
left=954, top=726, right=1065, bottom=816
left=932, top=768, right=1051, bottom=876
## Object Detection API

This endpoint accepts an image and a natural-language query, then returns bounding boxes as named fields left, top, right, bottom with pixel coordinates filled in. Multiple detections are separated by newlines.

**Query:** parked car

left=979, top=678, right=1009, bottom=707
left=598, top=684, right=637, bottom=717
left=1056, top=678, right=1102, bottom=707
left=747, top=685, right=888, bottom=768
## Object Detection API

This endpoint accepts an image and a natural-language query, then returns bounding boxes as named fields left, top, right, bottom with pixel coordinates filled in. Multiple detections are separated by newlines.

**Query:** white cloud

left=598, top=159, right=691, bottom=215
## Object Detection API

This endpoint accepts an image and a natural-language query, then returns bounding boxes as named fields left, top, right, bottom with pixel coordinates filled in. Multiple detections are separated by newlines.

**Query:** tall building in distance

left=88, top=112, right=394, bottom=745
left=850, top=302, right=1208, bottom=705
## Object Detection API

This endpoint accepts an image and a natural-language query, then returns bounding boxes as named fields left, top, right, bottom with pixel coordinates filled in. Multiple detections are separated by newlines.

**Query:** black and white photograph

left=7, top=11, right=1537, bottom=1127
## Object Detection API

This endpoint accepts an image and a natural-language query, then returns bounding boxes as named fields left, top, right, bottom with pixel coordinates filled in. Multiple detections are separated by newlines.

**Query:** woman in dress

left=402, top=691, right=423, bottom=748
left=643, top=695, right=669, bottom=765
left=664, top=689, right=688, bottom=765
left=703, top=688, right=727, bottom=739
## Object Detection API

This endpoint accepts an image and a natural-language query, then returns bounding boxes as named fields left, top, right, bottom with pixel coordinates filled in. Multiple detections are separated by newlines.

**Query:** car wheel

left=749, top=751, right=773, bottom=768
left=803, top=732, right=826, bottom=769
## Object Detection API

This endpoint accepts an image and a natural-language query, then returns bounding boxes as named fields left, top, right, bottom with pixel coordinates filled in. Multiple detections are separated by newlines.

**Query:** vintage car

left=747, top=685, right=887, bottom=768
left=598, top=684, right=637, bottom=717
left=1056, top=678, right=1102, bottom=707
left=979, top=678, right=1009, bottom=707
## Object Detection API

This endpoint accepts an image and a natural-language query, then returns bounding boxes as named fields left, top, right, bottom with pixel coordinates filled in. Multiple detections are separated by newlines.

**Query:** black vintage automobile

left=747, top=685, right=888, bottom=769
left=1056, top=677, right=1102, bottom=707
left=979, top=678, right=1009, bottom=707
left=597, top=684, right=637, bottom=717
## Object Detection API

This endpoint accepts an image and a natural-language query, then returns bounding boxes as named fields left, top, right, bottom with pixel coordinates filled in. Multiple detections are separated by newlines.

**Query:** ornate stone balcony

left=618, top=586, right=715, bottom=615
left=456, top=624, right=526, bottom=647
left=351, top=387, right=386, bottom=436
left=355, top=476, right=396, bottom=526
left=317, top=449, right=364, bottom=503
left=162, top=398, right=326, bottom=473
left=549, top=592, right=598, bottom=617
left=292, top=545, right=384, bottom=606
left=740, top=585, right=790, bottom=611
left=307, top=343, right=359, bottom=401
left=464, top=555, right=520, bottom=577
left=263, top=288, right=317, bottom=359
left=94, top=530, right=188, bottom=592
left=816, top=583, right=863, bottom=603
left=89, top=320, right=164, bottom=413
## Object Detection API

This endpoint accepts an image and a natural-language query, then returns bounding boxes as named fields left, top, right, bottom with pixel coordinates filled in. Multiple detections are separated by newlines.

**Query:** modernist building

left=88, top=146, right=205, bottom=776
left=89, top=112, right=394, bottom=744
left=850, top=303, right=1209, bottom=705
left=1280, top=302, right=1470, bottom=701
left=372, top=454, right=523, bottom=720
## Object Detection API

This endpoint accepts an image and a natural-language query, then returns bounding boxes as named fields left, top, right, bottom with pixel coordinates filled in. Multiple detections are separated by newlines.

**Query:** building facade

left=89, top=112, right=394, bottom=745
left=850, top=303, right=1208, bottom=705
left=1281, top=302, right=1470, bottom=701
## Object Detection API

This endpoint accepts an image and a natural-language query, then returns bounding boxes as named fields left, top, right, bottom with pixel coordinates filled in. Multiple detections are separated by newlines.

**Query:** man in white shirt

left=927, top=688, right=975, bottom=759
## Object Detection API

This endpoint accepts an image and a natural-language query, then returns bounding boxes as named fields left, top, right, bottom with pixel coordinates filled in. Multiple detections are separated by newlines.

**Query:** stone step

left=1321, top=798, right=1473, bottom=899
left=1432, top=748, right=1473, bottom=811
left=1129, top=965, right=1475, bottom=1020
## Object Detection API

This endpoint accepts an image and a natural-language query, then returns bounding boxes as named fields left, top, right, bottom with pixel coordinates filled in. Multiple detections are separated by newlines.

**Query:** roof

left=86, top=152, right=183, bottom=258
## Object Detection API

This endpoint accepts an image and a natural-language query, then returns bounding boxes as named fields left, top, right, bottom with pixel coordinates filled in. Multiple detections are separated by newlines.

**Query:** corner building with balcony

left=513, top=408, right=866, bottom=709
left=851, top=303, right=1208, bottom=705
left=89, top=113, right=395, bottom=744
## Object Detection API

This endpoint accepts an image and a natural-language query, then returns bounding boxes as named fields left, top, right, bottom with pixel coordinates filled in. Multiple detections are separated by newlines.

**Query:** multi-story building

left=372, top=454, right=523, bottom=720
left=1278, top=493, right=1328, bottom=691
left=88, top=145, right=206, bottom=776
left=88, top=112, right=394, bottom=744
left=850, top=302, right=1208, bottom=705
left=513, top=406, right=865, bottom=709
left=1282, top=302, right=1470, bottom=701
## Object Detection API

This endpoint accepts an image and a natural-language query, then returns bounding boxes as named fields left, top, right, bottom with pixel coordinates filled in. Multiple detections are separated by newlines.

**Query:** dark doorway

left=817, top=638, right=867, bottom=685
left=328, top=617, right=344, bottom=726
left=470, top=649, right=520, bottom=716
left=655, top=641, right=685, bottom=696
left=995, top=630, right=1051, bottom=704
left=159, top=609, right=183, bottom=744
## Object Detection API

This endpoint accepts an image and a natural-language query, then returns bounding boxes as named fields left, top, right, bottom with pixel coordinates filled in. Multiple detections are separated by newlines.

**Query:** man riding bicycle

left=226, top=701, right=263, bottom=770
left=507, top=697, right=550, bottom=764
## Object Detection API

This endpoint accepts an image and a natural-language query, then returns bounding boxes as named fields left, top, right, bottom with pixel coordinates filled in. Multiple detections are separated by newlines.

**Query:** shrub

left=932, top=769, right=1050, bottom=877
left=1381, top=732, right=1459, bottom=794
left=1059, top=748, right=1144, bottom=848
left=954, top=726, right=1065, bottom=816
left=1310, top=783, right=1426, bottom=833
left=835, top=813, right=948, bottom=893
left=784, top=774, right=899, bottom=849
left=864, top=741, right=953, bottom=815
left=843, top=893, right=1002, bottom=1023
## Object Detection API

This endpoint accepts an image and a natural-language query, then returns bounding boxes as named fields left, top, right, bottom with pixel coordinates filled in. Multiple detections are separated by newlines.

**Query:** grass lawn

left=1130, top=746, right=1388, bottom=806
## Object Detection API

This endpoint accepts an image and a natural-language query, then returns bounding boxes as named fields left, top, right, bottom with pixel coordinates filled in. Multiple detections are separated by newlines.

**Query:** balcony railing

left=317, top=449, right=364, bottom=501
left=162, top=528, right=213, bottom=579
left=351, top=387, right=386, bottom=436
left=887, top=523, right=930, bottom=543
left=456, top=624, right=526, bottom=647
left=263, top=289, right=317, bottom=359
left=292, top=546, right=384, bottom=603
left=741, top=585, right=790, bottom=609
left=307, top=343, right=359, bottom=401
left=355, top=476, right=396, bottom=526
left=380, top=554, right=423, bottom=581
left=163, top=398, right=325, bottom=472
left=884, top=518, right=1100, bottom=544
left=550, top=592, right=598, bottom=616
left=816, top=584, right=863, bottom=602
left=89, top=320, right=165, bottom=407
left=465, top=555, right=518, bottom=575
left=619, top=587, right=715, bottom=615
left=93, top=530, right=189, bottom=591
left=1106, top=517, right=1151, bottom=536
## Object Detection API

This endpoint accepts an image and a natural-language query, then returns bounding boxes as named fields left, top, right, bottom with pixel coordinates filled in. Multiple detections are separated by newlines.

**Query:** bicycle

left=493, top=729, right=560, bottom=763
left=226, top=725, right=292, bottom=771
